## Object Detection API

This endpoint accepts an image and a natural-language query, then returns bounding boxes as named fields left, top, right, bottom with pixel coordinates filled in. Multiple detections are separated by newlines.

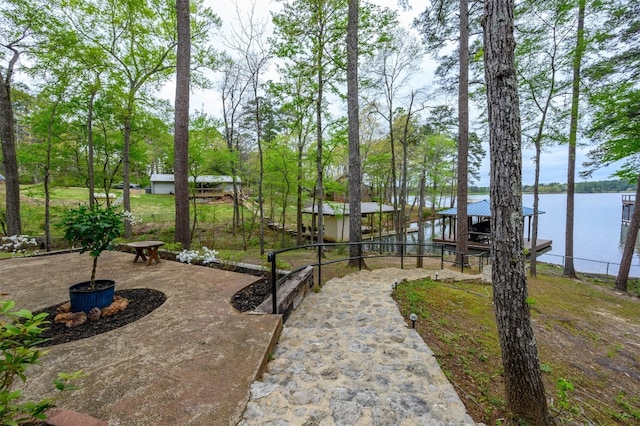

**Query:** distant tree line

left=469, top=179, right=636, bottom=194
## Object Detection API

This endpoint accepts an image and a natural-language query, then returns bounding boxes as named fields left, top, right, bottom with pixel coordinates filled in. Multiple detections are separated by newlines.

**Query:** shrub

left=1, top=300, right=82, bottom=425
left=60, top=205, right=124, bottom=288
left=0, top=235, right=38, bottom=257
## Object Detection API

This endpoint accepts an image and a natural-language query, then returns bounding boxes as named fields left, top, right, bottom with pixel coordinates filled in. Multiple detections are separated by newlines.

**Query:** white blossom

left=176, top=247, right=218, bottom=265
left=201, top=247, right=219, bottom=265
left=0, top=235, right=39, bottom=257
left=176, top=249, right=202, bottom=264
left=123, top=210, right=142, bottom=226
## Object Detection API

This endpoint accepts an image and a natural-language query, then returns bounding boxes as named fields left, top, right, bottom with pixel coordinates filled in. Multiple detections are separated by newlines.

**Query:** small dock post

left=622, top=194, right=635, bottom=225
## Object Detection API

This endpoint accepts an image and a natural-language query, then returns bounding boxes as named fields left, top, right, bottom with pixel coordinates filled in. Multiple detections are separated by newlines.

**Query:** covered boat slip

left=433, top=199, right=552, bottom=253
left=301, top=202, right=397, bottom=242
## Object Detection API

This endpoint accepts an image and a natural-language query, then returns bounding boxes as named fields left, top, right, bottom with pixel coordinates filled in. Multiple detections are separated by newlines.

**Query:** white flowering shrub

left=176, top=247, right=218, bottom=265
left=201, top=247, right=219, bottom=265
left=176, top=249, right=201, bottom=264
left=123, top=210, right=142, bottom=226
left=0, top=235, right=39, bottom=257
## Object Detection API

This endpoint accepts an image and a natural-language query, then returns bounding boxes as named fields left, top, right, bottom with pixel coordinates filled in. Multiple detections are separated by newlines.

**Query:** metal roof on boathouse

left=437, top=199, right=544, bottom=217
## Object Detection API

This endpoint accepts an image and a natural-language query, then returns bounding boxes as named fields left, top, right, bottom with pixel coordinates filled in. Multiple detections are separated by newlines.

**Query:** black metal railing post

left=268, top=251, right=277, bottom=314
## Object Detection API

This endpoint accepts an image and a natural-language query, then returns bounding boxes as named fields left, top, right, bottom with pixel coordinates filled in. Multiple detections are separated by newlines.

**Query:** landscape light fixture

left=393, top=279, right=399, bottom=290
left=409, top=313, right=417, bottom=328
left=435, top=272, right=439, bottom=281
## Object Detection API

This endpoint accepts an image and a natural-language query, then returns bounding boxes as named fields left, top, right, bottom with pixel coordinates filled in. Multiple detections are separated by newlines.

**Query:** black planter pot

left=69, top=279, right=116, bottom=313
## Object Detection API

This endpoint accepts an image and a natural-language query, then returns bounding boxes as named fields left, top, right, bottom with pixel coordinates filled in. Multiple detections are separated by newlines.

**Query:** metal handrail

left=266, top=241, right=490, bottom=314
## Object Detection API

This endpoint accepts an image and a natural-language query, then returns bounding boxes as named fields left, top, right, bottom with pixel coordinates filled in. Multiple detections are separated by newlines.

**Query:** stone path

left=240, top=267, right=487, bottom=425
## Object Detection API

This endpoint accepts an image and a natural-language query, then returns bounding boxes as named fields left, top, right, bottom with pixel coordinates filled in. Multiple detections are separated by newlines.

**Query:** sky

left=482, top=144, right=621, bottom=188
left=159, top=0, right=623, bottom=188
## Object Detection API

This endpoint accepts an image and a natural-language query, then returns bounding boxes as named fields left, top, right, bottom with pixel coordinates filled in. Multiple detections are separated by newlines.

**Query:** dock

left=622, top=194, right=635, bottom=225
left=432, top=237, right=552, bottom=253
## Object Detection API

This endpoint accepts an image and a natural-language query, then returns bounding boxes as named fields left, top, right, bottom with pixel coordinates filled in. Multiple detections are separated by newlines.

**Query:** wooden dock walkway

left=433, top=237, right=552, bottom=253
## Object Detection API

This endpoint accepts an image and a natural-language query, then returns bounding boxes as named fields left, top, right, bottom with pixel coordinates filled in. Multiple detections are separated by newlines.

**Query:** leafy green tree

left=413, top=132, right=456, bottom=212
left=413, top=0, right=484, bottom=98
left=583, top=0, right=640, bottom=292
left=184, top=112, right=225, bottom=240
left=361, top=26, right=423, bottom=238
left=412, top=131, right=456, bottom=266
left=0, top=0, right=49, bottom=235
left=224, top=3, right=272, bottom=255
left=22, top=82, right=70, bottom=250
left=563, top=0, right=586, bottom=279
left=263, top=136, right=296, bottom=248
left=515, top=0, right=575, bottom=276
left=363, top=152, right=392, bottom=239
left=272, top=0, right=350, bottom=247
left=60, top=0, right=220, bottom=239
left=219, top=54, right=249, bottom=244
left=267, top=70, right=315, bottom=245
left=584, top=88, right=640, bottom=292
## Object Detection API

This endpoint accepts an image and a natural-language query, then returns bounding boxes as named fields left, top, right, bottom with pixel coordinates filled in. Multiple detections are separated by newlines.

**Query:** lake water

left=519, top=192, right=640, bottom=277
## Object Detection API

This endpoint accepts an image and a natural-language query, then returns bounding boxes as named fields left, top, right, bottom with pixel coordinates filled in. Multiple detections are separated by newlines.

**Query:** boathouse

left=434, top=199, right=552, bottom=252
left=302, top=202, right=396, bottom=242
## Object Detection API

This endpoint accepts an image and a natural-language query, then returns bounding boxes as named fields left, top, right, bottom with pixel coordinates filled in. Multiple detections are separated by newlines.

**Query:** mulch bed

left=231, top=277, right=271, bottom=312
left=33, top=289, right=166, bottom=347
left=32, top=277, right=272, bottom=347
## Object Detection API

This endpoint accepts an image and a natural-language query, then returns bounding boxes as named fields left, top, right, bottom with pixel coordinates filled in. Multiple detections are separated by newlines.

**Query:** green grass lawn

left=1, top=184, right=294, bottom=256
left=393, top=271, right=640, bottom=425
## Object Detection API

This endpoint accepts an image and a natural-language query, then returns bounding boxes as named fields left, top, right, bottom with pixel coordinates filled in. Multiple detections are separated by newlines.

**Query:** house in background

left=302, top=201, right=396, bottom=242
left=150, top=174, right=241, bottom=197
left=0, top=174, right=5, bottom=183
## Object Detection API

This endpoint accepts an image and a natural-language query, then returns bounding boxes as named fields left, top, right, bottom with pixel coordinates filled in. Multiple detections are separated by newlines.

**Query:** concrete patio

left=0, top=250, right=282, bottom=426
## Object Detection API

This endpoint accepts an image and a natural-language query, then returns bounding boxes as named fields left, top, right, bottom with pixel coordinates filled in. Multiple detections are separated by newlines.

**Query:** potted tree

left=61, top=205, right=124, bottom=313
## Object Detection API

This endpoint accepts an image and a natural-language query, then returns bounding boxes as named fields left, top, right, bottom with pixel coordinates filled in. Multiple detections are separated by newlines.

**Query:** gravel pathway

left=239, top=267, right=484, bottom=425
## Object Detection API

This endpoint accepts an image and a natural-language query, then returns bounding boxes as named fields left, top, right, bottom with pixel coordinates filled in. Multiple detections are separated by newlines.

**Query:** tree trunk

left=456, top=0, right=469, bottom=265
left=530, top=141, right=540, bottom=276
left=44, top=99, right=62, bottom=252
left=174, top=0, right=191, bottom=249
left=315, top=59, right=324, bottom=254
left=564, top=0, right=586, bottom=278
left=296, top=140, right=304, bottom=246
left=122, top=109, right=132, bottom=238
left=45, top=116, right=53, bottom=252
left=615, top=171, right=640, bottom=292
left=256, top=102, right=265, bottom=257
left=88, top=86, right=97, bottom=209
left=416, top=167, right=426, bottom=268
left=0, top=53, right=21, bottom=236
left=399, top=94, right=417, bottom=259
left=483, top=0, right=552, bottom=422
left=347, top=0, right=363, bottom=268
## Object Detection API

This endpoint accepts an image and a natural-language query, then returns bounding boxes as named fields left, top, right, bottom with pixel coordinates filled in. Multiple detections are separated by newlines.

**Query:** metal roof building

left=437, top=199, right=544, bottom=217
left=435, top=199, right=551, bottom=252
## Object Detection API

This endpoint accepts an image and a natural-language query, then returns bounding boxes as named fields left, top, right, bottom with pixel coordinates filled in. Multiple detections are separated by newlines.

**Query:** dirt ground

left=394, top=269, right=640, bottom=425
